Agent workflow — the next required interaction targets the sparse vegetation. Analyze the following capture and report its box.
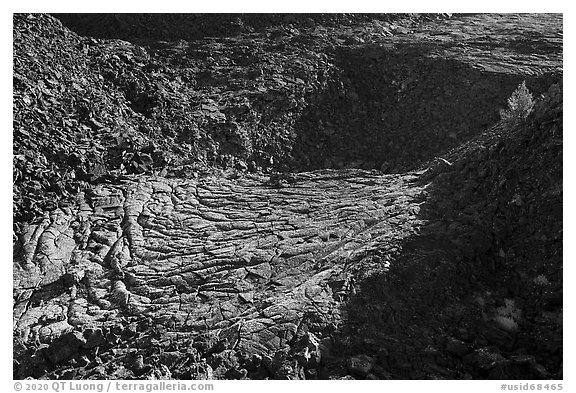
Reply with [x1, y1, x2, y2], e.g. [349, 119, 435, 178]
[499, 81, 534, 123]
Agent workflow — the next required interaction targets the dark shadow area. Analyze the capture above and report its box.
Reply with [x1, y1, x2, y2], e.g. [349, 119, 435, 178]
[25, 275, 74, 307]
[317, 86, 562, 379]
[505, 35, 563, 56]
[290, 42, 560, 173]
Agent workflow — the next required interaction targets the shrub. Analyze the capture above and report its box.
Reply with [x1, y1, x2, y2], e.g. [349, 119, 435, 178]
[493, 298, 521, 332]
[499, 81, 534, 123]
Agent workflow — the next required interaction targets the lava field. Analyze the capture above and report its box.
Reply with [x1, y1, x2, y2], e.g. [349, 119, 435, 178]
[13, 13, 562, 380]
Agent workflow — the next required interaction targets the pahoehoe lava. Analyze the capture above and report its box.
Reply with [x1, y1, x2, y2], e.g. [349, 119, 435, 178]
[13, 13, 562, 380]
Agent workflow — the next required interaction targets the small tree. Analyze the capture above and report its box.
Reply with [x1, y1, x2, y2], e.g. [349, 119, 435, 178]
[499, 81, 534, 123]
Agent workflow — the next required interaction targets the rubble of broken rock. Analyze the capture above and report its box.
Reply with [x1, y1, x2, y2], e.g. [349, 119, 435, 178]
[13, 13, 561, 380]
[320, 81, 562, 380]
[14, 13, 561, 226]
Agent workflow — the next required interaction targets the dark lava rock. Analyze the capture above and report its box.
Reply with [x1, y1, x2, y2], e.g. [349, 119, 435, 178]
[292, 332, 322, 369]
[371, 364, 394, 380]
[463, 347, 506, 374]
[488, 355, 550, 380]
[225, 367, 248, 379]
[126, 354, 150, 376]
[445, 337, 471, 358]
[274, 360, 304, 380]
[347, 354, 375, 378]
[158, 351, 182, 367]
[424, 362, 457, 379]
[105, 331, 121, 345]
[247, 353, 263, 371]
[45, 331, 87, 365]
[189, 361, 214, 380]
[209, 349, 246, 379]
[482, 322, 517, 351]
[83, 328, 106, 349]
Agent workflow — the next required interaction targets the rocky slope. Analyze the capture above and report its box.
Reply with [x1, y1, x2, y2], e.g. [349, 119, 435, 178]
[13, 13, 562, 380]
